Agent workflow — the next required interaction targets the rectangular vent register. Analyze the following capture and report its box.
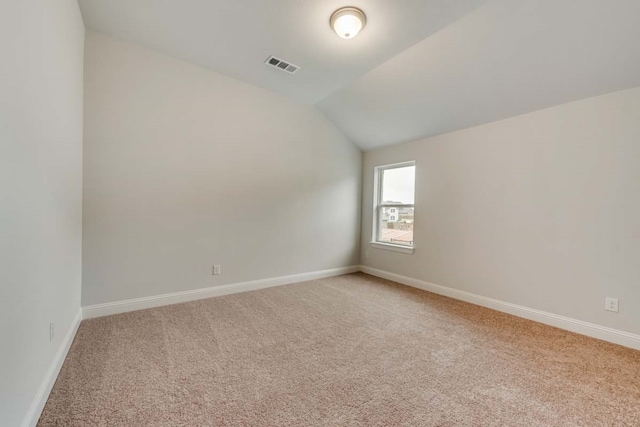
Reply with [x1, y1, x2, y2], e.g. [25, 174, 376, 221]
[265, 56, 300, 74]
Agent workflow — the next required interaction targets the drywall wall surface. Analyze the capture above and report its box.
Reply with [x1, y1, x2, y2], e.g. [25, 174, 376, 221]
[0, 1, 84, 425]
[82, 31, 361, 306]
[362, 87, 640, 335]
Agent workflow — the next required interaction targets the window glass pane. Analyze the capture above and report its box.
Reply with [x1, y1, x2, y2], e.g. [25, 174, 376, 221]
[377, 164, 415, 247]
[382, 166, 415, 205]
[379, 206, 414, 246]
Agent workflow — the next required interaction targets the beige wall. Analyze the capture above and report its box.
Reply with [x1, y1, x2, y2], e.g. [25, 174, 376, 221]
[362, 87, 640, 335]
[82, 31, 361, 306]
[0, 1, 85, 425]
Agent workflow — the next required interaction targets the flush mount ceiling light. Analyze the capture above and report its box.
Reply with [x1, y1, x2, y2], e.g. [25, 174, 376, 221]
[330, 7, 366, 39]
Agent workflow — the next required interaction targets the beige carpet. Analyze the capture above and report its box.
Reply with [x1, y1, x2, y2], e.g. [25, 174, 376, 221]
[39, 273, 639, 426]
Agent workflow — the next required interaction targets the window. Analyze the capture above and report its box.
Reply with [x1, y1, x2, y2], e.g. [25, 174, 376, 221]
[372, 162, 416, 254]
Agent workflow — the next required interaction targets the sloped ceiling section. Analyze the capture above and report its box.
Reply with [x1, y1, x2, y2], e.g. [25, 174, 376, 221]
[79, 0, 640, 151]
[78, 0, 486, 105]
[318, 0, 640, 150]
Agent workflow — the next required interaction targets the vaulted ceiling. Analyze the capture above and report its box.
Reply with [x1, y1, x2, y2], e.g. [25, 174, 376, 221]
[78, 0, 640, 150]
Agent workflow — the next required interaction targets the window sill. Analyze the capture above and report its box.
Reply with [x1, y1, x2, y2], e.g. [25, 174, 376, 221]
[370, 241, 415, 254]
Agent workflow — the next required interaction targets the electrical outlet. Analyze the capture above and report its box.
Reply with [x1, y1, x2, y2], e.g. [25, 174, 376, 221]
[364, 251, 369, 259]
[213, 265, 221, 275]
[605, 297, 619, 313]
[49, 322, 55, 342]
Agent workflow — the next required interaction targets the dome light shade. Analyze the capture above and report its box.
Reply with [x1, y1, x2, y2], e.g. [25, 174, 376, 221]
[330, 7, 366, 39]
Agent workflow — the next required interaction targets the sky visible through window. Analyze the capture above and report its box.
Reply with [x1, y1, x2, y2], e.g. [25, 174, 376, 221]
[382, 166, 415, 204]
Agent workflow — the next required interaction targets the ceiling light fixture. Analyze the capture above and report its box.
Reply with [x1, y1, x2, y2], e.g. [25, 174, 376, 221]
[330, 7, 366, 39]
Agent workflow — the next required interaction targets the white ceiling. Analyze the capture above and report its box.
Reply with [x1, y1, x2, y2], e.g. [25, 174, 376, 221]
[318, 0, 640, 150]
[77, 0, 486, 105]
[78, 0, 640, 151]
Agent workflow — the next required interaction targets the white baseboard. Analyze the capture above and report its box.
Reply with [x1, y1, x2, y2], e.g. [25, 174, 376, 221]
[360, 266, 640, 350]
[82, 265, 361, 319]
[22, 309, 82, 427]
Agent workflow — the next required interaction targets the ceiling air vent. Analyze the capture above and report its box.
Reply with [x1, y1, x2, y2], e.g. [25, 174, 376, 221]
[265, 56, 300, 74]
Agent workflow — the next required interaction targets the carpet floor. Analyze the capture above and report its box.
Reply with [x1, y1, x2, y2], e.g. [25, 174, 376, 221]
[39, 273, 639, 426]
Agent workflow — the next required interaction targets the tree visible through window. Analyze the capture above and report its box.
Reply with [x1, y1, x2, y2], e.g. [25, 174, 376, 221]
[374, 162, 415, 247]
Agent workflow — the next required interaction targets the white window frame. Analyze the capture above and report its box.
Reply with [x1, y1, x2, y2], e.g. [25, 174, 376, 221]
[371, 161, 415, 254]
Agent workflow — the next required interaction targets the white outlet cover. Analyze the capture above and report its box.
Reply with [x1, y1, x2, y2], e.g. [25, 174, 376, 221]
[605, 297, 619, 312]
